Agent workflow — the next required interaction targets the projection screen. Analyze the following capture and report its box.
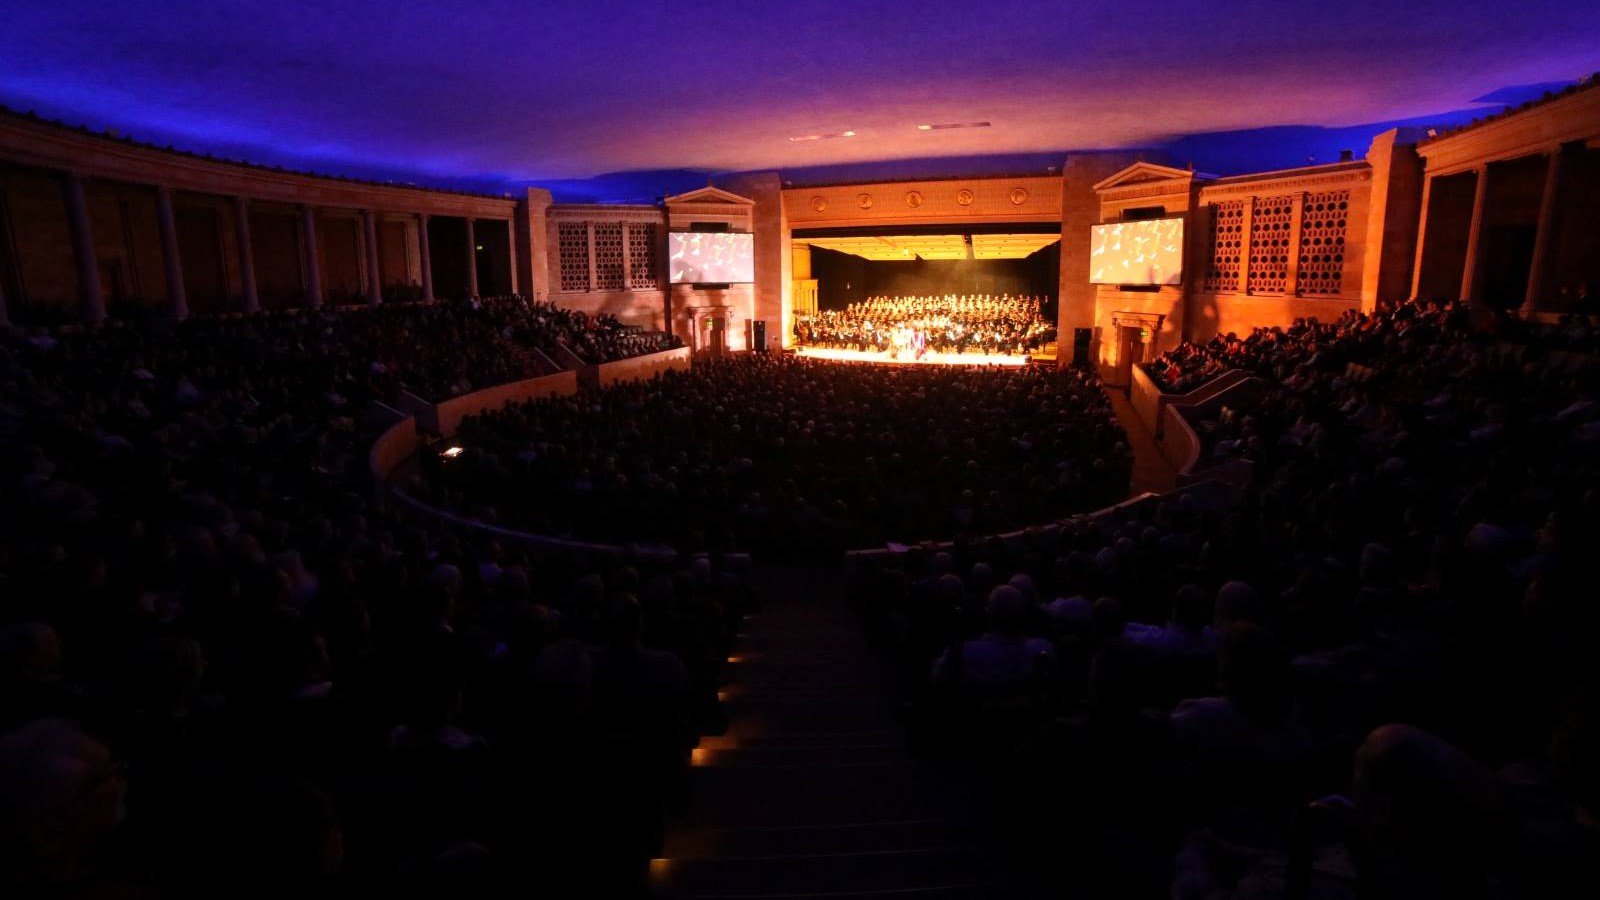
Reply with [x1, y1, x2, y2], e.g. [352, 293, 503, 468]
[669, 231, 755, 284]
[1089, 218, 1184, 286]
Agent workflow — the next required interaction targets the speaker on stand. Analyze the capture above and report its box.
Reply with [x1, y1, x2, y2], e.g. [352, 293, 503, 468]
[1072, 328, 1092, 368]
[751, 320, 768, 352]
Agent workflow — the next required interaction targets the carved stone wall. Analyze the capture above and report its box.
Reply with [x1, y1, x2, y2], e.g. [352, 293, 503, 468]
[1196, 160, 1373, 301]
[1297, 190, 1350, 296]
[1204, 199, 1246, 293]
[557, 221, 589, 292]
[627, 222, 657, 289]
[1246, 195, 1294, 295]
[593, 221, 624, 291]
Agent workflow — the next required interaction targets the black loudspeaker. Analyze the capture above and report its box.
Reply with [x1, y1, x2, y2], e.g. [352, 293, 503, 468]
[752, 320, 768, 351]
[1073, 328, 1092, 367]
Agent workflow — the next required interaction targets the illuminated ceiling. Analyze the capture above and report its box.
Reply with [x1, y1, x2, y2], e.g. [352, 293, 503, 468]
[3, 2, 1598, 199]
[801, 234, 1059, 261]
[971, 234, 1061, 260]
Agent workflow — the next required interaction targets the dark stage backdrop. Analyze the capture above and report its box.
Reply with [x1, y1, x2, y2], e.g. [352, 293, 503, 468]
[811, 244, 1059, 317]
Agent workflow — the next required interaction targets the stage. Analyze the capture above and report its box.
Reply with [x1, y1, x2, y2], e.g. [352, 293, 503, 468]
[794, 345, 1031, 367]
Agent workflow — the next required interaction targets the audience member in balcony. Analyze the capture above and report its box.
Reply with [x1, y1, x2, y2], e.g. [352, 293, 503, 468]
[931, 584, 1056, 687]
[1122, 583, 1217, 658]
[0, 719, 129, 896]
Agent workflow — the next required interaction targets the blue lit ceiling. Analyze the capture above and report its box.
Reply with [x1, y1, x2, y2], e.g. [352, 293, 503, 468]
[4, 1, 1597, 201]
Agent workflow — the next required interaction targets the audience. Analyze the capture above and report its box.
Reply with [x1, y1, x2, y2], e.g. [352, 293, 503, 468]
[0, 297, 723, 896]
[420, 353, 1130, 548]
[855, 296, 1600, 895]
[5, 286, 1599, 895]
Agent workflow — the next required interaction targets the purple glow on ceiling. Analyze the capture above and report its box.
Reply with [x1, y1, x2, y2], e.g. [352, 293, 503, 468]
[3, 1, 1598, 201]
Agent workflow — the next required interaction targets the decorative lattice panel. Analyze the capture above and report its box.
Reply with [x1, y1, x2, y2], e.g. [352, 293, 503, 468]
[1297, 190, 1349, 296]
[1204, 200, 1247, 293]
[594, 222, 625, 291]
[1247, 195, 1294, 294]
[627, 223, 658, 289]
[557, 222, 590, 292]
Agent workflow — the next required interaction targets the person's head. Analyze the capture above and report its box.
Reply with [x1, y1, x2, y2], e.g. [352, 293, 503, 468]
[1353, 724, 1499, 881]
[985, 585, 1029, 635]
[600, 592, 644, 647]
[1006, 573, 1037, 603]
[1359, 542, 1396, 588]
[1171, 583, 1211, 632]
[1217, 623, 1293, 724]
[1213, 580, 1262, 629]
[1551, 708, 1600, 824]
[0, 623, 63, 684]
[0, 719, 126, 873]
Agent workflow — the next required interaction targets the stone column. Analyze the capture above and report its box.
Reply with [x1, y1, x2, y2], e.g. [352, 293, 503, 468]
[1460, 165, 1490, 302]
[464, 217, 479, 297]
[362, 210, 382, 305]
[1285, 192, 1306, 296]
[506, 219, 520, 295]
[1410, 174, 1434, 300]
[62, 172, 104, 323]
[417, 213, 435, 301]
[1522, 146, 1568, 314]
[585, 222, 597, 295]
[301, 206, 324, 309]
[1237, 198, 1254, 294]
[234, 197, 260, 313]
[0, 259, 9, 327]
[520, 188, 554, 303]
[155, 187, 188, 320]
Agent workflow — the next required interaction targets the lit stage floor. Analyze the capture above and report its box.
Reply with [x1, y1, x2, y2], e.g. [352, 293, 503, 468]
[794, 346, 1031, 366]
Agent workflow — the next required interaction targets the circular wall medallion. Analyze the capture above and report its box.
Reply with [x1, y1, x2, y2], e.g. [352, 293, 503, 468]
[857, 193, 873, 210]
[809, 196, 828, 212]
[955, 188, 975, 206]
[1008, 187, 1028, 206]
[904, 190, 924, 208]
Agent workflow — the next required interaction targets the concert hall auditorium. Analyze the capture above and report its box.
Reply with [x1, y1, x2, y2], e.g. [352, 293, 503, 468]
[4, 2, 1600, 897]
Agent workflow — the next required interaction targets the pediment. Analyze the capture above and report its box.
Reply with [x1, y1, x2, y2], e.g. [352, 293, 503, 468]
[1092, 162, 1206, 192]
[663, 185, 755, 206]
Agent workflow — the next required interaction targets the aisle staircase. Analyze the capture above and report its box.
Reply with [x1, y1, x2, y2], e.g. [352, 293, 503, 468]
[651, 574, 990, 898]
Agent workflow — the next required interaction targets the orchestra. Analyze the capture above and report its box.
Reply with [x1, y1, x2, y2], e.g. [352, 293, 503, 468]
[793, 293, 1054, 359]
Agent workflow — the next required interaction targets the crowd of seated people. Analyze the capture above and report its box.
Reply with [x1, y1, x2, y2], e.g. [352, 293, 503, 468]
[527, 303, 681, 366]
[0, 299, 735, 897]
[855, 296, 1600, 896]
[417, 354, 1130, 551]
[793, 294, 1055, 358]
[1146, 304, 1600, 395]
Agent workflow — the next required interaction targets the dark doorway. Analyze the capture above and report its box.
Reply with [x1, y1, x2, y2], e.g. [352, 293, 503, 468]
[176, 203, 227, 314]
[1416, 172, 1477, 301]
[474, 219, 512, 295]
[429, 216, 470, 298]
[1484, 224, 1537, 310]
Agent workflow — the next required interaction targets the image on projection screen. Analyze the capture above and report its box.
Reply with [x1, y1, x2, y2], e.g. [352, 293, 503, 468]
[669, 231, 755, 283]
[1089, 218, 1184, 286]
